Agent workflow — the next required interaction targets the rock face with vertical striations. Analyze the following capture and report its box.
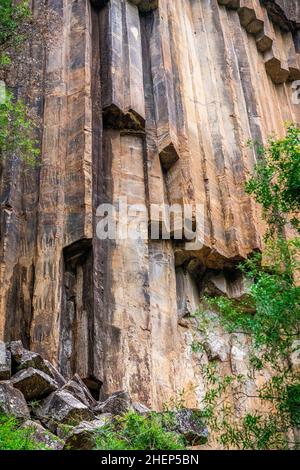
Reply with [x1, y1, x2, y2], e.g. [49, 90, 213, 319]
[0, 0, 299, 411]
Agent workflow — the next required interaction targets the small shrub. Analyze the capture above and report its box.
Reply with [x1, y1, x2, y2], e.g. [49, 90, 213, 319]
[191, 124, 300, 450]
[0, 413, 47, 450]
[94, 411, 186, 451]
[0, 88, 40, 168]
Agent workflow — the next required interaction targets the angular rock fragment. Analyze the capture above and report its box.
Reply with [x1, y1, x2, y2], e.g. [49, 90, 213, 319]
[11, 367, 58, 401]
[7, 340, 24, 364]
[36, 390, 94, 433]
[43, 360, 66, 388]
[203, 334, 230, 362]
[133, 402, 150, 415]
[176, 267, 200, 320]
[164, 409, 208, 446]
[8, 341, 52, 376]
[192, 309, 230, 362]
[230, 333, 250, 375]
[94, 391, 132, 415]
[0, 341, 11, 380]
[20, 420, 65, 450]
[202, 270, 251, 300]
[17, 351, 53, 376]
[0, 382, 30, 419]
[64, 416, 111, 450]
[62, 374, 97, 409]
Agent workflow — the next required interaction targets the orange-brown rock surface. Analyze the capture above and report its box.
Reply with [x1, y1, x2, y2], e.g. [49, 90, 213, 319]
[0, 0, 299, 409]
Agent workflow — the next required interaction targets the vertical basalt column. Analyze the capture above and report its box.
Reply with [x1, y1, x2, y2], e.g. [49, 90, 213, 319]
[99, 131, 151, 403]
[30, 0, 93, 364]
[141, 4, 199, 241]
[140, 8, 184, 407]
[93, 0, 152, 403]
[90, 0, 106, 395]
[60, 239, 93, 379]
[146, 6, 180, 168]
[100, 0, 146, 129]
[0, 0, 47, 346]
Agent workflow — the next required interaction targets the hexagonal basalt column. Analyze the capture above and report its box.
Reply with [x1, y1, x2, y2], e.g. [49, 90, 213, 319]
[99, 0, 146, 130]
[264, 44, 290, 84]
[238, 0, 264, 35]
[217, 0, 300, 84]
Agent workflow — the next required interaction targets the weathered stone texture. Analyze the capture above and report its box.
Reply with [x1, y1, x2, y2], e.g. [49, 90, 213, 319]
[0, 382, 30, 419]
[94, 390, 133, 414]
[0, 0, 299, 410]
[164, 408, 208, 446]
[62, 374, 97, 408]
[0, 341, 11, 380]
[63, 417, 110, 450]
[36, 390, 95, 432]
[20, 420, 65, 450]
[11, 367, 58, 401]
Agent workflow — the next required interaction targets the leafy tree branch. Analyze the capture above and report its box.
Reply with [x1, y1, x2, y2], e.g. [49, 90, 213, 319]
[193, 124, 300, 450]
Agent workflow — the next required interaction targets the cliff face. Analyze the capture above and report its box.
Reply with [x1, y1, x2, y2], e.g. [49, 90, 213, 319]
[0, 0, 299, 408]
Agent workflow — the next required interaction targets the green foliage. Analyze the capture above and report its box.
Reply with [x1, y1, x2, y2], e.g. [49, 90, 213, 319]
[246, 123, 300, 234]
[286, 384, 300, 427]
[0, 413, 47, 450]
[218, 412, 290, 450]
[199, 363, 296, 450]
[162, 388, 189, 412]
[195, 249, 300, 449]
[203, 126, 300, 364]
[0, 0, 31, 65]
[200, 248, 300, 363]
[94, 411, 186, 451]
[192, 124, 300, 449]
[0, 89, 40, 167]
[0, 1, 40, 168]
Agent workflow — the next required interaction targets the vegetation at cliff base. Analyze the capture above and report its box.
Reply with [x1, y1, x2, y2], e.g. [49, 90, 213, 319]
[193, 123, 300, 450]
[95, 411, 186, 451]
[0, 414, 47, 450]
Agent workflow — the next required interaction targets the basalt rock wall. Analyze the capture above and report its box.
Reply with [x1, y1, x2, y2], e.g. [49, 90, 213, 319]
[0, 0, 299, 408]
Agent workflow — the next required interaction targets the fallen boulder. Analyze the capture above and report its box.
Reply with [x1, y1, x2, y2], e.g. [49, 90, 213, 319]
[0, 341, 11, 381]
[0, 382, 30, 419]
[132, 402, 150, 415]
[20, 420, 65, 450]
[43, 360, 66, 388]
[7, 340, 24, 363]
[164, 408, 208, 446]
[36, 390, 94, 433]
[64, 416, 111, 450]
[8, 341, 53, 376]
[62, 374, 97, 409]
[94, 391, 132, 415]
[11, 367, 58, 401]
